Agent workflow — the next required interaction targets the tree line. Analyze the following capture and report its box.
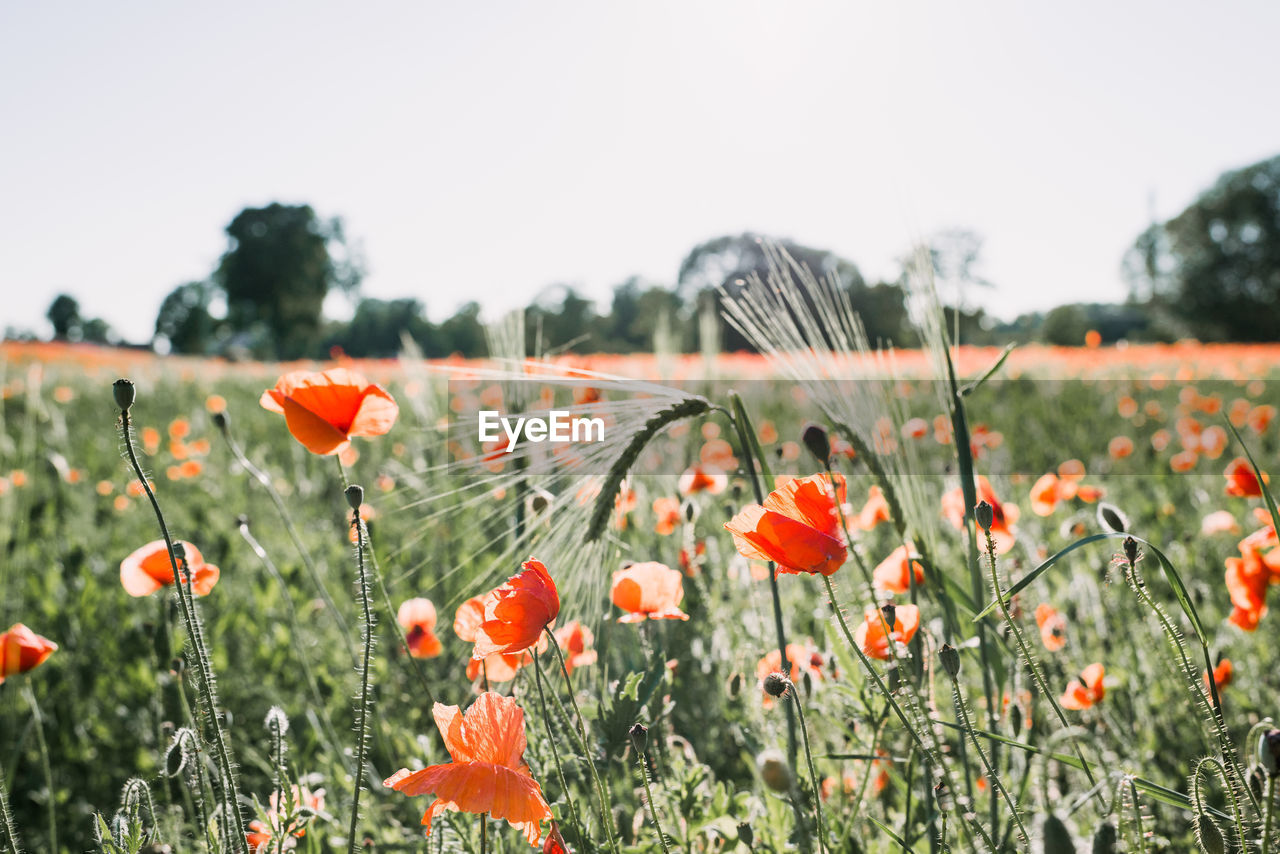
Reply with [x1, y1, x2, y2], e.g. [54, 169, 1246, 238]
[24, 151, 1280, 358]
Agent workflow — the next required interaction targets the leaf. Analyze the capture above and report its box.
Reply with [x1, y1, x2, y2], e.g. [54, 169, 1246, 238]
[959, 342, 1016, 396]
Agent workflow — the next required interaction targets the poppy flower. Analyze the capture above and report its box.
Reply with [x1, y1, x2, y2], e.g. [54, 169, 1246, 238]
[1034, 604, 1067, 652]
[120, 539, 220, 597]
[653, 496, 681, 536]
[1204, 659, 1233, 694]
[384, 692, 553, 846]
[854, 485, 891, 532]
[611, 561, 689, 623]
[260, 368, 398, 456]
[755, 642, 827, 707]
[1108, 436, 1134, 460]
[872, 544, 925, 594]
[941, 476, 1018, 553]
[457, 592, 540, 685]
[1225, 547, 1270, 631]
[1060, 663, 1105, 710]
[724, 474, 847, 577]
[245, 785, 326, 852]
[398, 598, 443, 659]
[1224, 457, 1268, 498]
[1030, 467, 1103, 516]
[471, 559, 561, 659]
[551, 621, 597, 675]
[678, 464, 727, 496]
[1201, 510, 1241, 537]
[0, 623, 58, 685]
[853, 605, 920, 660]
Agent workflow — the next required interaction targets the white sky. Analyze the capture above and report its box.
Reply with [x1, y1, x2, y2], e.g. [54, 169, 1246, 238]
[3, 2, 1278, 343]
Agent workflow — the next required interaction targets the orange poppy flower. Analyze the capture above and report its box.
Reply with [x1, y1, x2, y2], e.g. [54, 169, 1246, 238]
[678, 464, 727, 496]
[260, 368, 398, 456]
[853, 604, 920, 660]
[612, 561, 689, 623]
[1201, 510, 1241, 537]
[1170, 450, 1199, 473]
[1248, 405, 1276, 435]
[854, 485, 891, 532]
[120, 540, 220, 597]
[471, 559, 561, 659]
[0, 623, 58, 685]
[1034, 604, 1067, 652]
[1224, 457, 1268, 498]
[1204, 659, 1233, 694]
[1225, 547, 1270, 631]
[941, 476, 1018, 553]
[1060, 663, 1105, 710]
[552, 621, 597, 675]
[456, 597, 540, 684]
[384, 692, 553, 846]
[398, 598, 443, 659]
[1108, 436, 1134, 460]
[653, 496, 681, 536]
[245, 785, 325, 852]
[872, 544, 925, 594]
[724, 474, 847, 577]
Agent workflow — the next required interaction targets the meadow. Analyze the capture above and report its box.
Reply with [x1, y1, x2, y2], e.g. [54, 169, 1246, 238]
[3, 274, 1280, 853]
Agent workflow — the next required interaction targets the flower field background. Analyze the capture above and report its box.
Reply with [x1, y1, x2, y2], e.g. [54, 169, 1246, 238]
[3, 316, 1280, 852]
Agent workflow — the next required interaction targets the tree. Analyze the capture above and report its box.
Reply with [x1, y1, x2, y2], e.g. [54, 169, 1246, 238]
[326, 297, 433, 358]
[433, 302, 486, 358]
[46, 294, 82, 340]
[1123, 153, 1280, 341]
[154, 281, 222, 354]
[214, 203, 362, 359]
[1040, 304, 1087, 346]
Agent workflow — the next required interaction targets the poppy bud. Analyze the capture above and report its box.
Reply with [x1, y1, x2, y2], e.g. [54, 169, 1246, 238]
[1097, 502, 1129, 533]
[763, 672, 790, 698]
[880, 603, 896, 629]
[933, 780, 954, 812]
[1257, 728, 1280, 776]
[974, 500, 994, 532]
[211, 410, 229, 431]
[1195, 812, 1226, 854]
[682, 498, 699, 523]
[801, 422, 831, 464]
[345, 484, 364, 512]
[939, 643, 960, 678]
[726, 672, 743, 698]
[629, 722, 648, 753]
[1041, 814, 1073, 854]
[1010, 703, 1024, 738]
[1091, 820, 1117, 854]
[756, 749, 793, 793]
[113, 378, 136, 411]
[1123, 536, 1139, 565]
[737, 822, 754, 848]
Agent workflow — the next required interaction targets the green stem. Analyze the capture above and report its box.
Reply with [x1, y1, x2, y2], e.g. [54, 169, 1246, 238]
[532, 651, 585, 847]
[1264, 775, 1276, 854]
[21, 686, 55, 853]
[347, 506, 375, 854]
[545, 629, 621, 854]
[120, 406, 247, 852]
[0, 762, 20, 854]
[946, 675, 1027, 846]
[789, 686, 829, 854]
[1191, 757, 1249, 854]
[634, 747, 674, 854]
[480, 811, 488, 854]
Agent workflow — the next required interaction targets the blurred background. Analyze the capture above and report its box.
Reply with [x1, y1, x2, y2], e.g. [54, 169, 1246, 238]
[3, 1, 1279, 358]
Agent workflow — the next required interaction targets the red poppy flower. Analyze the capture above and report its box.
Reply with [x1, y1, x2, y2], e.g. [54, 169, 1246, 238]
[456, 595, 541, 685]
[1034, 604, 1067, 652]
[853, 605, 920, 660]
[120, 539, 220, 597]
[1225, 546, 1271, 631]
[678, 464, 727, 496]
[872, 544, 925, 594]
[552, 621, 597, 675]
[653, 496, 681, 536]
[1224, 457, 1268, 498]
[0, 623, 58, 685]
[384, 692, 553, 846]
[1204, 659, 1233, 694]
[941, 476, 1018, 553]
[612, 562, 689, 623]
[854, 485, 891, 532]
[1060, 663, 1105, 710]
[260, 368, 398, 456]
[471, 559, 560, 659]
[398, 598, 443, 659]
[724, 474, 847, 577]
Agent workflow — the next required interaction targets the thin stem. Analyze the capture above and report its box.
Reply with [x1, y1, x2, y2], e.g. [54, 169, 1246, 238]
[347, 505, 376, 854]
[788, 685, 829, 854]
[634, 746, 674, 854]
[983, 527, 1097, 791]
[479, 812, 488, 854]
[21, 686, 55, 853]
[945, 675, 1028, 846]
[0, 762, 20, 854]
[119, 405, 247, 852]
[1264, 775, 1276, 854]
[531, 651, 585, 846]
[1191, 757, 1249, 854]
[545, 629, 621, 854]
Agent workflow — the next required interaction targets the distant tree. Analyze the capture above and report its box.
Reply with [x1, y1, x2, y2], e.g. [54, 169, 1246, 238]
[604, 277, 686, 352]
[525, 286, 602, 354]
[1040, 304, 1088, 346]
[154, 281, 221, 354]
[46, 294, 82, 340]
[1123, 153, 1280, 341]
[433, 302, 486, 358]
[79, 318, 113, 345]
[326, 297, 432, 358]
[214, 203, 362, 359]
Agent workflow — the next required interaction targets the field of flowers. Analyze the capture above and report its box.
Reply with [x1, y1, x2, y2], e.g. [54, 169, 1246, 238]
[3, 284, 1280, 852]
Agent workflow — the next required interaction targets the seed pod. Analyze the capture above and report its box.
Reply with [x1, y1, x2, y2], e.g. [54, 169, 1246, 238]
[1122, 536, 1139, 565]
[1042, 813, 1076, 853]
[629, 722, 648, 753]
[1090, 820, 1117, 854]
[1257, 728, 1280, 776]
[1194, 812, 1225, 854]
[880, 603, 896, 629]
[763, 672, 790, 698]
[345, 484, 364, 512]
[939, 643, 960, 678]
[757, 749, 793, 793]
[737, 822, 754, 848]
[211, 410, 229, 430]
[974, 500, 994, 532]
[113, 378, 136, 411]
[801, 422, 831, 464]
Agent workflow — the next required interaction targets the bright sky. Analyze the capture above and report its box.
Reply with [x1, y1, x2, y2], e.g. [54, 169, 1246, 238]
[3, 2, 1278, 343]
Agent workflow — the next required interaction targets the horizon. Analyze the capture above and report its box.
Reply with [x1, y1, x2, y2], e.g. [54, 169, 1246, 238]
[4, 2, 1279, 343]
